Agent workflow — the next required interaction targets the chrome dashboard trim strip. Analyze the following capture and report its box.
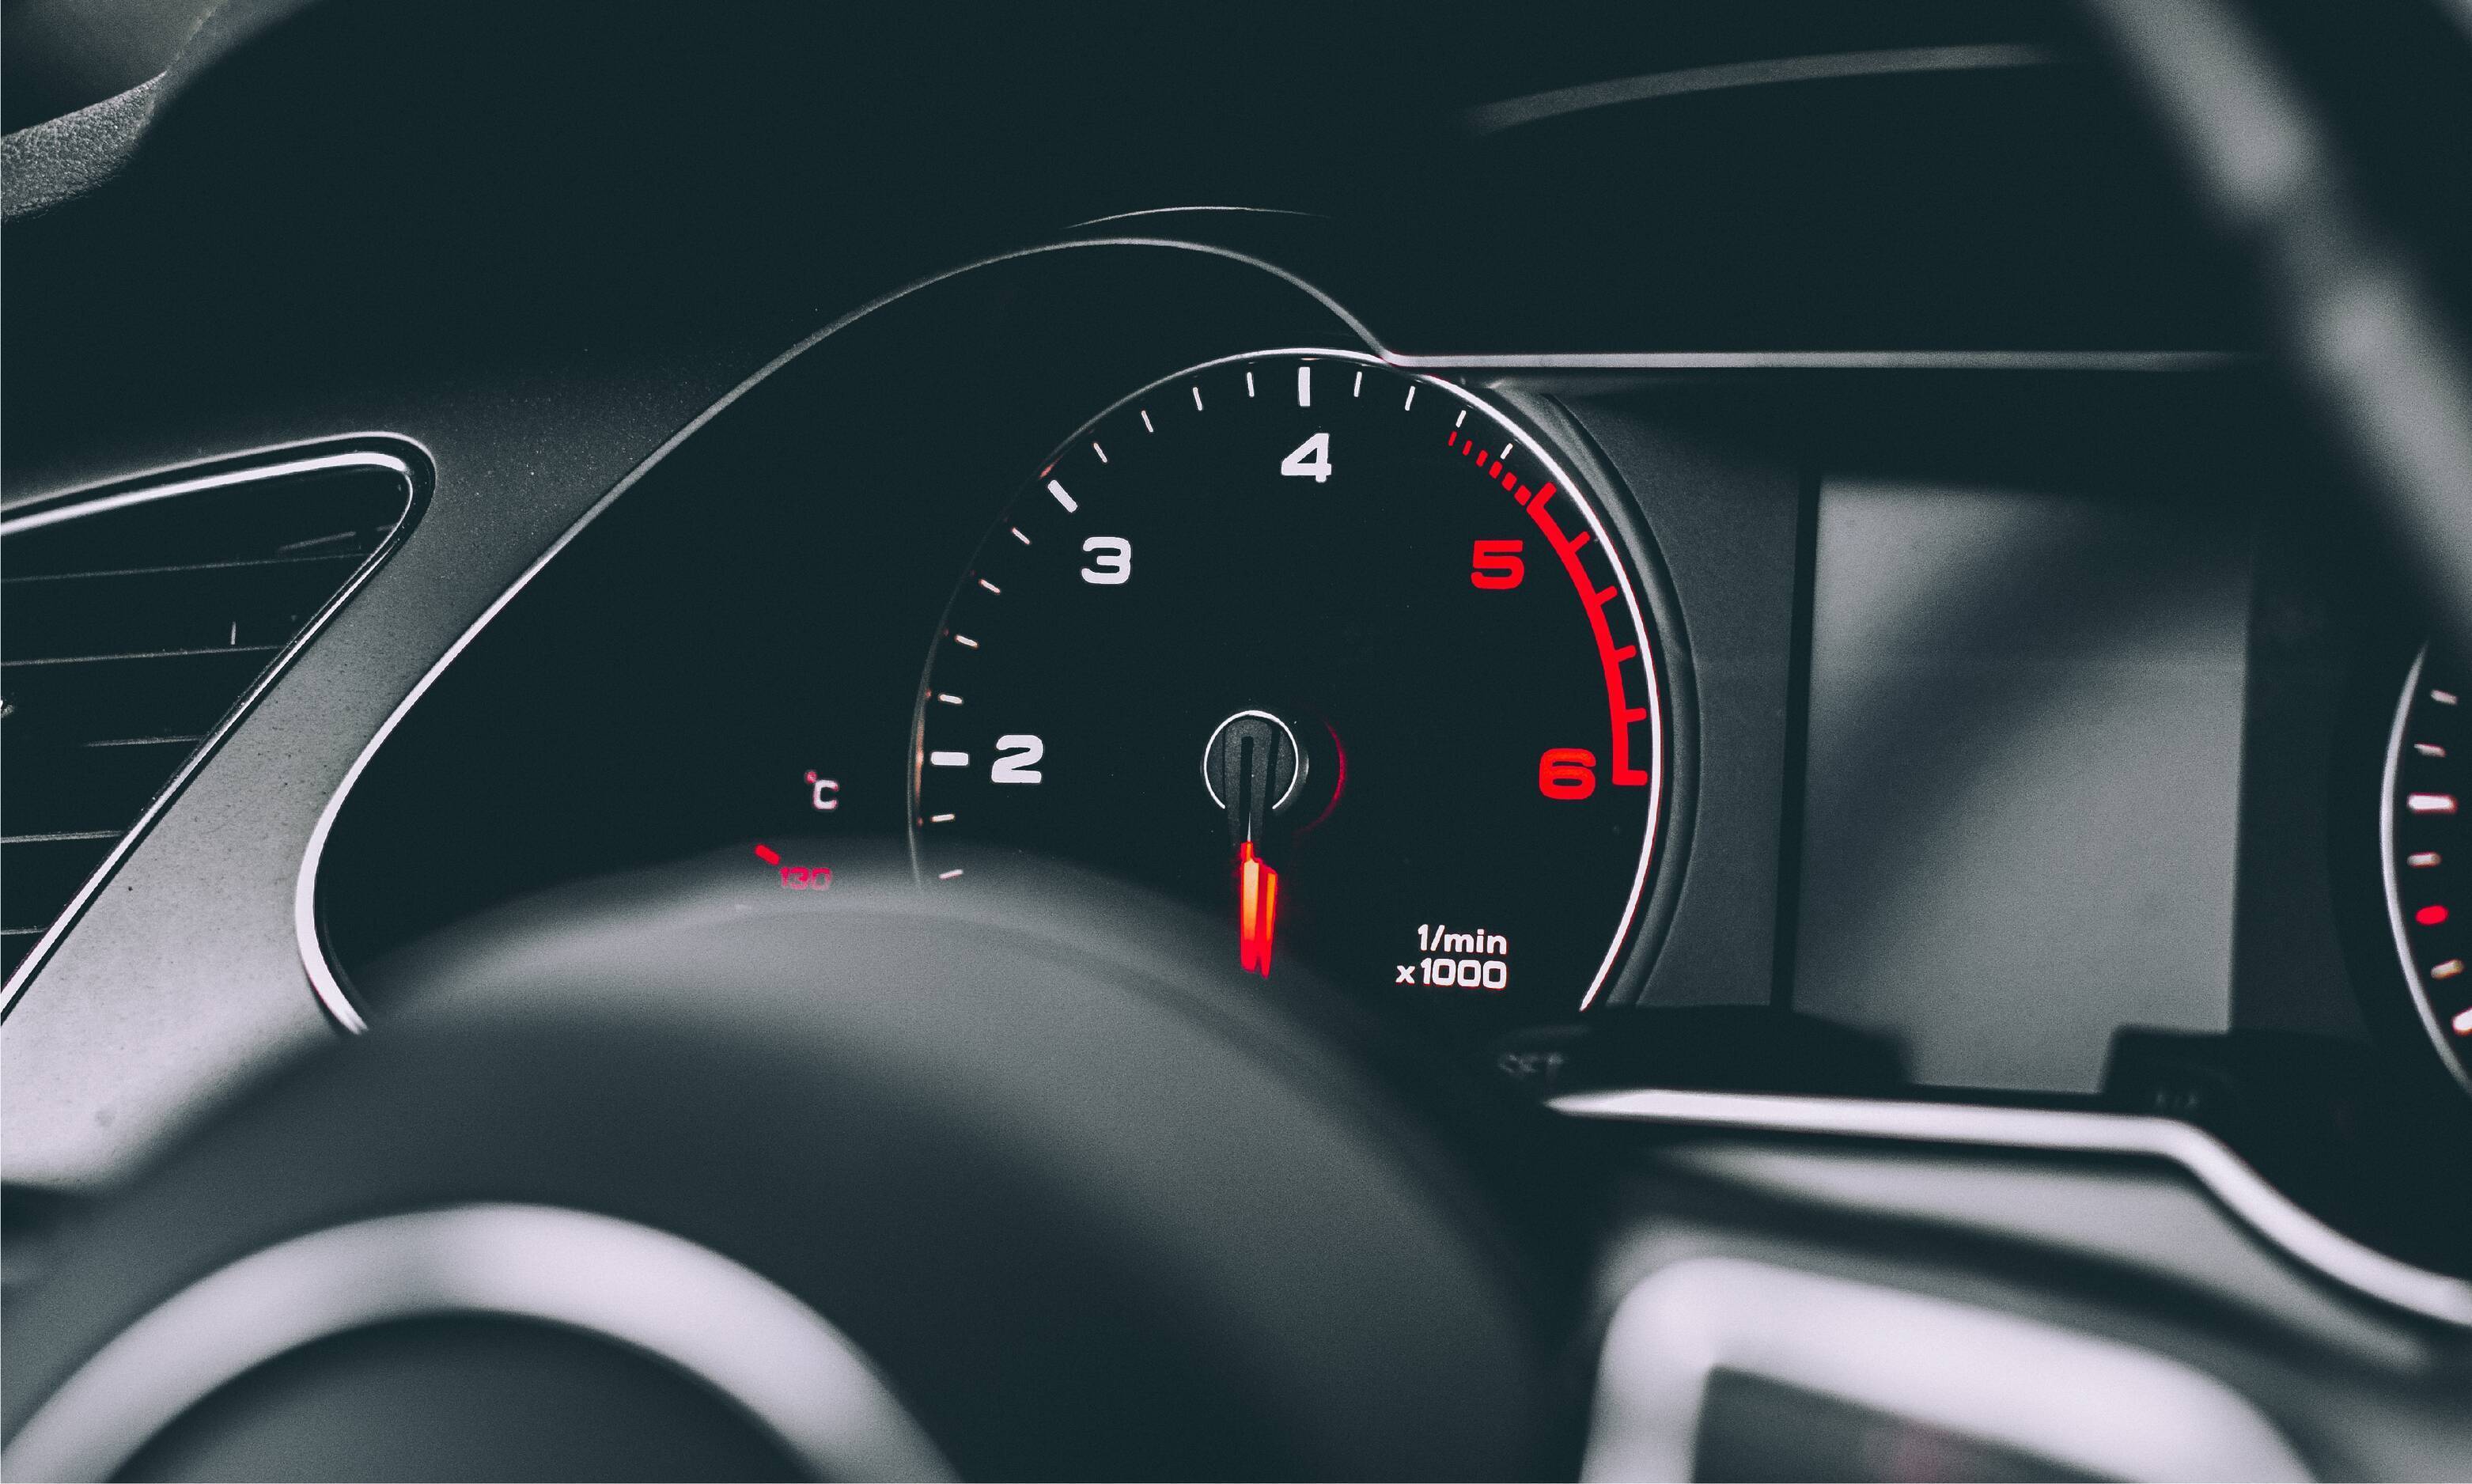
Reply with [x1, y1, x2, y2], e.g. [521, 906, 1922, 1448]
[1581, 1255, 2311, 1482]
[0, 444, 428, 1020]
[1464, 44, 2065, 137]
[1384, 350, 2252, 372]
[2379, 645, 2472, 1098]
[293, 239, 1389, 1034]
[1551, 1086, 2472, 1327]
[1, 1203, 952, 1482]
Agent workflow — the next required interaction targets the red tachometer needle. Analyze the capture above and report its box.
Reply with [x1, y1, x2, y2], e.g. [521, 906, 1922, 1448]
[1239, 840, 1279, 975]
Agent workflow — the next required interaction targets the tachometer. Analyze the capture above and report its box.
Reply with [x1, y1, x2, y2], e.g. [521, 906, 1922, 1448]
[910, 350, 1665, 1018]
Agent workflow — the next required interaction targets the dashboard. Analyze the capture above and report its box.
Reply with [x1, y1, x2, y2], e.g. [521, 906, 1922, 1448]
[7, 2, 2472, 1479]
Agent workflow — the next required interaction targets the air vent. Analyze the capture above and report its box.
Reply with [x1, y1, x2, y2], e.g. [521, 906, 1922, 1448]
[2, 449, 421, 982]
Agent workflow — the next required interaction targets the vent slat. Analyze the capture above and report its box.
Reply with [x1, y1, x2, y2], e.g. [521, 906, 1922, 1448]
[2, 555, 361, 659]
[2, 835, 117, 931]
[0, 457, 416, 984]
[2, 736, 195, 836]
[2, 648, 284, 741]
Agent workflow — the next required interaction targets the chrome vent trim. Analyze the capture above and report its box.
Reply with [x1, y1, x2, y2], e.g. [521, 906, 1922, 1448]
[0, 441, 427, 1015]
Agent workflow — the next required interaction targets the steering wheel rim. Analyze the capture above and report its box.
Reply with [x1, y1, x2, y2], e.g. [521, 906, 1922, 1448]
[1, 852, 1566, 1480]
[2083, 0, 2472, 658]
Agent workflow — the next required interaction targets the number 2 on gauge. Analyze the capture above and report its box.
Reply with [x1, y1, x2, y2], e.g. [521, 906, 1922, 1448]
[992, 734, 1043, 783]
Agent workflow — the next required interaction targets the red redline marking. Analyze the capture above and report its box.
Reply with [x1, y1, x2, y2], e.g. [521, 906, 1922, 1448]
[1514, 483, 1533, 505]
[1612, 644, 1638, 661]
[1524, 480, 1649, 787]
[753, 843, 781, 865]
[2418, 903, 2451, 926]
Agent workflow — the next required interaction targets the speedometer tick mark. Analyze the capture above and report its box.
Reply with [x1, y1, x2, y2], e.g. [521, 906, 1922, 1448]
[1141, 410, 1155, 433]
[936, 693, 963, 706]
[1501, 441, 1517, 461]
[1047, 479, 1077, 513]
[1246, 370, 1256, 397]
[938, 869, 964, 880]
[979, 578, 1002, 595]
[1297, 365, 1311, 407]
[1454, 409, 1467, 428]
[1352, 369, 1363, 397]
[1010, 527, 1031, 544]
[1191, 386, 1204, 411]
[1092, 441, 1107, 462]
[952, 634, 979, 649]
[929, 813, 956, 823]
[1403, 385, 1417, 410]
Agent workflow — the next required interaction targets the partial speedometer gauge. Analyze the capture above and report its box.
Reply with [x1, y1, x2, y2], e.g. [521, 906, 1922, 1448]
[2385, 647, 2472, 1095]
[911, 350, 1666, 1019]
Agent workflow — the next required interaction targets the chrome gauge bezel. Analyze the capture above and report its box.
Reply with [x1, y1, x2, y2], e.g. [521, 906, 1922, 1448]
[2379, 643, 2472, 1099]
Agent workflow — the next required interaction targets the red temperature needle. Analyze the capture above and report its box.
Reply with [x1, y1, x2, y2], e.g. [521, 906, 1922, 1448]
[1239, 840, 1279, 975]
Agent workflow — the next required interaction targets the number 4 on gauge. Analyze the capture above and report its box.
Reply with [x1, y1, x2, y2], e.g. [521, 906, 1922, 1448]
[1280, 433, 1331, 483]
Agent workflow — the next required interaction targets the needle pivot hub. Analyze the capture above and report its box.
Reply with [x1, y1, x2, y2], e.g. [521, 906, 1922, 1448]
[1202, 709, 1304, 845]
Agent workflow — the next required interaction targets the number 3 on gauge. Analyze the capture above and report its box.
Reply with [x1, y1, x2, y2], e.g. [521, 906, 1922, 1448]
[1080, 537, 1130, 585]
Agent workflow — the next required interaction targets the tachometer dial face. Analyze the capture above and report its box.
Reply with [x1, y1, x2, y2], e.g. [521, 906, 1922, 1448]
[910, 350, 1664, 1019]
[2384, 647, 2472, 1096]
